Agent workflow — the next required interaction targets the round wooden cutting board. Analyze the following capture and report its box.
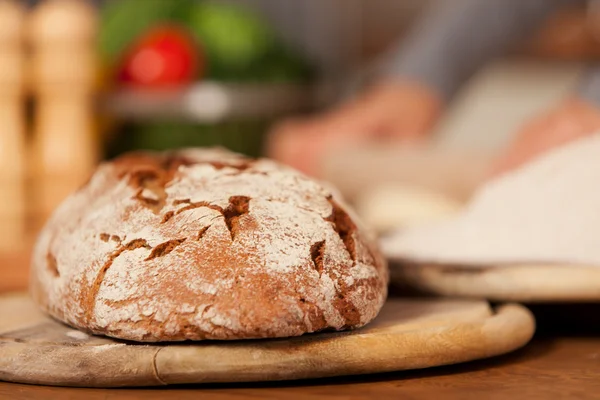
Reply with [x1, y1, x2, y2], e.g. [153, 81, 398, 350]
[391, 262, 600, 302]
[0, 292, 534, 388]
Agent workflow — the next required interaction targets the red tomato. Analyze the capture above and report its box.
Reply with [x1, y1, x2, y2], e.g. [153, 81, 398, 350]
[118, 25, 201, 87]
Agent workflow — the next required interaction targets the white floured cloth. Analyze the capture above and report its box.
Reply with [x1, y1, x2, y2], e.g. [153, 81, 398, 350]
[382, 133, 600, 266]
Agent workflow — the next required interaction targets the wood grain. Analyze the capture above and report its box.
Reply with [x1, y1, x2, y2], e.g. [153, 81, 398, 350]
[0, 335, 599, 399]
[0, 293, 534, 387]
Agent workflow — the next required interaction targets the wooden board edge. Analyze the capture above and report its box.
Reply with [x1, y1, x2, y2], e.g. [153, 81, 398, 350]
[391, 262, 600, 302]
[152, 303, 535, 385]
[0, 296, 535, 387]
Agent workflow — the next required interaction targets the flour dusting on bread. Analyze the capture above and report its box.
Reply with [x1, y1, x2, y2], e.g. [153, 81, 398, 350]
[31, 148, 388, 342]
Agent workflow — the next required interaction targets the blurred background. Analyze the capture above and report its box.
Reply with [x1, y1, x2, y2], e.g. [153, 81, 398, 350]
[2, 0, 600, 288]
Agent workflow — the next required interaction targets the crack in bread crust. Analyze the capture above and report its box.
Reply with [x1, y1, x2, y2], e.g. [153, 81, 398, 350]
[222, 196, 250, 240]
[175, 196, 251, 240]
[207, 160, 253, 171]
[325, 198, 357, 261]
[145, 238, 187, 261]
[196, 226, 210, 240]
[115, 153, 232, 214]
[310, 241, 326, 276]
[82, 239, 151, 323]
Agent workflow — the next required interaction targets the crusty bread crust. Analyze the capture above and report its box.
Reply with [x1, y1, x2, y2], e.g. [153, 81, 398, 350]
[30, 149, 388, 342]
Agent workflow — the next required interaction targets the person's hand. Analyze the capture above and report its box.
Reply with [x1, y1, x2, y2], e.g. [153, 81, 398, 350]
[491, 97, 600, 176]
[267, 80, 443, 176]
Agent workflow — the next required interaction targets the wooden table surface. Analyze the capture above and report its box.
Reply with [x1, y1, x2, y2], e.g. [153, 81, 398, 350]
[2, 251, 600, 399]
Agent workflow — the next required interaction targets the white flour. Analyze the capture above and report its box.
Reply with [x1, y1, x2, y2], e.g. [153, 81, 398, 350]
[382, 134, 600, 266]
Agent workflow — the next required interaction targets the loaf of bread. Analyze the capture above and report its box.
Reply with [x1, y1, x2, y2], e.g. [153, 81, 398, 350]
[30, 148, 388, 342]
